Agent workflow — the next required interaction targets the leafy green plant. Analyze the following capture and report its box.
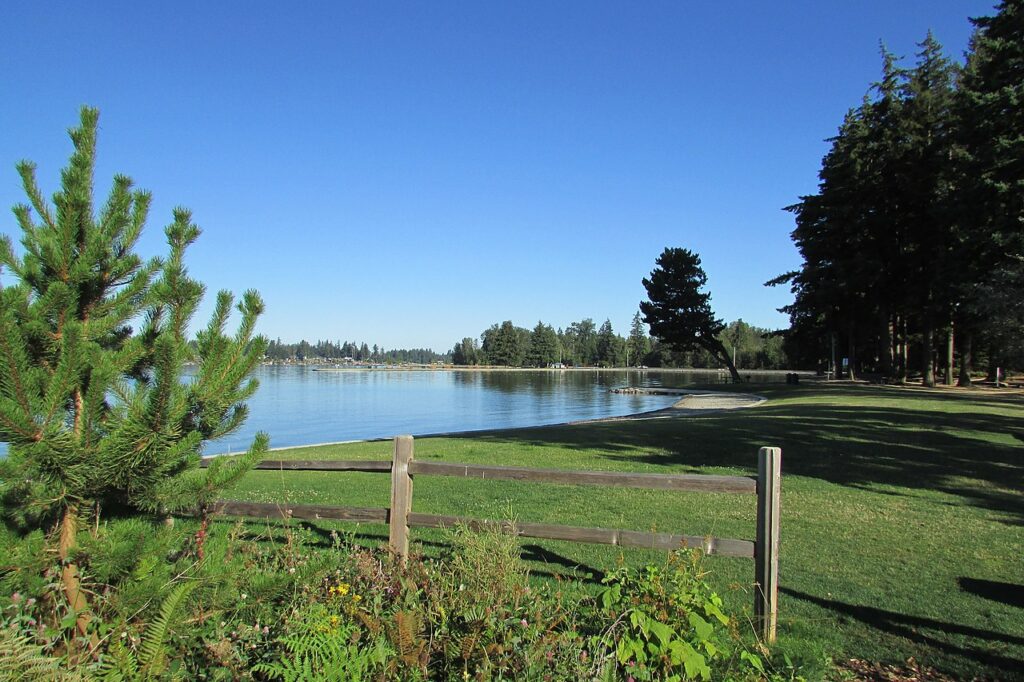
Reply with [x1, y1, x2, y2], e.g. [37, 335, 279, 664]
[252, 601, 390, 681]
[591, 550, 762, 681]
[98, 580, 197, 681]
[0, 626, 82, 682]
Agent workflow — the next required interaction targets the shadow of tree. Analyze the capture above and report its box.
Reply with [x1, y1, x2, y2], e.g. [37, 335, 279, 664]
[448, 385, 1024, 522]
[783, 587, 1024, 676]
[958, 577, 1024, 610]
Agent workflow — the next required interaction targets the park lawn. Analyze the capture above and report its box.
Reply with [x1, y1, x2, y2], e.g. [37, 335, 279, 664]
[222, 382, 1024, 680]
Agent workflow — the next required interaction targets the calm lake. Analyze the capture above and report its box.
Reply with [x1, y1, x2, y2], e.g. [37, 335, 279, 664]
[211, 366, 745, 453]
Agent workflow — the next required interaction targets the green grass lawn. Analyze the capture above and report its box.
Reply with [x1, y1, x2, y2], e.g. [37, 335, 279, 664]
[222, 382, 1024, 680]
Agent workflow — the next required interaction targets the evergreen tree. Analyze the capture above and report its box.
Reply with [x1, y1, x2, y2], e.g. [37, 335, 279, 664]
[481, 320, 525, 366]
[595, 319, 622, 367]
[0, 108, 268, 640]
[956, 0, 1024, 384]
[640, 248, 741, 381]
[451, 336, 479, 365]
[627, 311, 650, 367]
[526, 321, 559, 367]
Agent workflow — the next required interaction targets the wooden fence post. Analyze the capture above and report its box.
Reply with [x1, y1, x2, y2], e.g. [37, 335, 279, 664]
[389, 435, 415, 562]
[755, 446, 781, 643]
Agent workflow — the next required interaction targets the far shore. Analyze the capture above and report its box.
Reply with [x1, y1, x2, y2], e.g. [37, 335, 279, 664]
[298, 364, 812, 375]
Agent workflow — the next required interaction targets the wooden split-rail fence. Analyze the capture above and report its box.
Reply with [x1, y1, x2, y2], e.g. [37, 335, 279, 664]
[203, 436, 781, 642]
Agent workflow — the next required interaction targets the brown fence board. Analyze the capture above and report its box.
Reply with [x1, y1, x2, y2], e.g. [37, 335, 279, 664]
[211, 500, 388, 523]
[408, 461, 755, 493]
[406, 512, 754, 558]
[202, 459, 392, 473]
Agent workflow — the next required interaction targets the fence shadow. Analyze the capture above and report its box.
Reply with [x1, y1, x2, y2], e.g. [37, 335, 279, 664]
[782, 587, 1024, 675]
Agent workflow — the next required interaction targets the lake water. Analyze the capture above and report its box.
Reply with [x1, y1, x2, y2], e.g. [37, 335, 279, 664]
[0, 367, 783, 456]
[211, 367, 737, 453]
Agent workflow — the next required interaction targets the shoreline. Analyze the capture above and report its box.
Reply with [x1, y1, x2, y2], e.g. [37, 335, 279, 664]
[212, 389, 767, 456]
[295, 365, 809, 375]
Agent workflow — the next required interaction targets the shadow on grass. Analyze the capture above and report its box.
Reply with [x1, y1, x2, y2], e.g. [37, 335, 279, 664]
[520, 543, 605, 584]
[959, 577, 1024, 609]
[782, 587, 1024, 676]
[448, 384, 1024, 522]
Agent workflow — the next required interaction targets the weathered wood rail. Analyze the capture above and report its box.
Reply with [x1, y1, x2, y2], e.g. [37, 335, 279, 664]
[202, 436, 781, 641]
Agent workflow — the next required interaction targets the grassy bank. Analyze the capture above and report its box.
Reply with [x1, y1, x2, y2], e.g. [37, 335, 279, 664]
[225, 383, 1024, 679]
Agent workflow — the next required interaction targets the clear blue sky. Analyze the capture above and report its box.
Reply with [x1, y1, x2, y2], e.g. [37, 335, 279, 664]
[0, 1, 996, 351]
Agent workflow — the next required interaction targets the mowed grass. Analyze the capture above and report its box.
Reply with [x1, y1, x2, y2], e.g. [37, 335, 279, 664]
[222, 383, 1024, 679]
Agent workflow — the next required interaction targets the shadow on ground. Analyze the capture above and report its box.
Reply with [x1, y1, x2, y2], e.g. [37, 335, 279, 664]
[449, 384, 1024, 523]
[783, 587, 1024, 676]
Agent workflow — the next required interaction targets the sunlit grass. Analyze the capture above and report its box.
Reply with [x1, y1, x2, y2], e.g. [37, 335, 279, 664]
[223, 382, 1024, 679]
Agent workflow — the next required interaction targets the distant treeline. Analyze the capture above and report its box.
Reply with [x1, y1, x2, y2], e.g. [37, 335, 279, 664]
[451, 314, 787, 369]
[264, 339, 450, 364]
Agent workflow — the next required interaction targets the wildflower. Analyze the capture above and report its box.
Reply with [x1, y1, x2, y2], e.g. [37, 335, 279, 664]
[288, 567, 296, 574]
[329, 615, 341, 628]
[10, 592, 20, 604]
[25, 598, 35, 607]
[263, 626, 269, 635]
[240, 593, 247, 600]
[520, 619, 528, 628]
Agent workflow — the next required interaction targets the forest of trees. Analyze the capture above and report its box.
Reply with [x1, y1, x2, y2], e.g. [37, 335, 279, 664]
[450, 314, 786, 370]
[264, 338, 449, 364]
[771, 2, 1024, 385]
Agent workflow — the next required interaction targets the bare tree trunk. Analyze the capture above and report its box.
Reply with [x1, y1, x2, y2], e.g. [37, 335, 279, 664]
[893, 314, 908, 384]
[958, 332, 973, 387]
[59, 506, 98, 650]
[944, 323, 954, 386]
[922, 317, 935, 387]
[879, 313, 893, 377]
[847, 328, 856, 381]
[708, 339, 742, 382]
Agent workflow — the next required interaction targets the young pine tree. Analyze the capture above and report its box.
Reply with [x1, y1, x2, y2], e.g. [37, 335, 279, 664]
[0, 107, 269, 639]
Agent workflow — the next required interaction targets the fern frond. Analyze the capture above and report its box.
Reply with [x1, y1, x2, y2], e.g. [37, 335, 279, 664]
[138, 580, 198, 675]
[0, 627, 76, 681]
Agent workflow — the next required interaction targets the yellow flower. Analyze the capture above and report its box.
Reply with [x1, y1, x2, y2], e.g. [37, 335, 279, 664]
[329, 615, 341, 628]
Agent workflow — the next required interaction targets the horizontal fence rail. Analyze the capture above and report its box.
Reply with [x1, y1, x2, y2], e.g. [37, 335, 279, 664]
[201, 436, 781, 642]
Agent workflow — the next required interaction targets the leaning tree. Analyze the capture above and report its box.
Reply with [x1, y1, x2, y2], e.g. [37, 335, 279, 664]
[0, 107, 269, 641]
[640, 247, 741, 382]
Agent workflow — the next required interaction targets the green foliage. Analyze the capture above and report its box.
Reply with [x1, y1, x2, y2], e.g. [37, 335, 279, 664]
[526, 321, 561, 367]
[774, 6, 1024, 379]
[98, 581, 197, 681]
[0, 626, 82, 682]
[0, 107, 267, 526]
[252, 602, 389, 681]
[591, 550, 763, 681]
[481, 320, 528, 367]
[641, 248, 740, 381]
[627, 311, 651, 367]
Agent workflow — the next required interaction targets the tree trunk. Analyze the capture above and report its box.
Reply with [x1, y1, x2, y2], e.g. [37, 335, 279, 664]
[958, 332, 973, 386]
[59, 505, 98, 649]
[894, 314, 908, 384]
[944, 323, 954, 386]
[708, 339, 742, 382]
[922, 317, 935, 387]
[847, 328, 857, 381]
[879, 314, 893, 377]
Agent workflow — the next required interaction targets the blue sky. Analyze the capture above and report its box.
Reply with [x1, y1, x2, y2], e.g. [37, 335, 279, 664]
[0, 1, 996, 351]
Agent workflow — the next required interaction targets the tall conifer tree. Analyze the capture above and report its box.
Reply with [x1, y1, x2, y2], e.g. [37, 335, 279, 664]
[0, 108, 269, 640]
